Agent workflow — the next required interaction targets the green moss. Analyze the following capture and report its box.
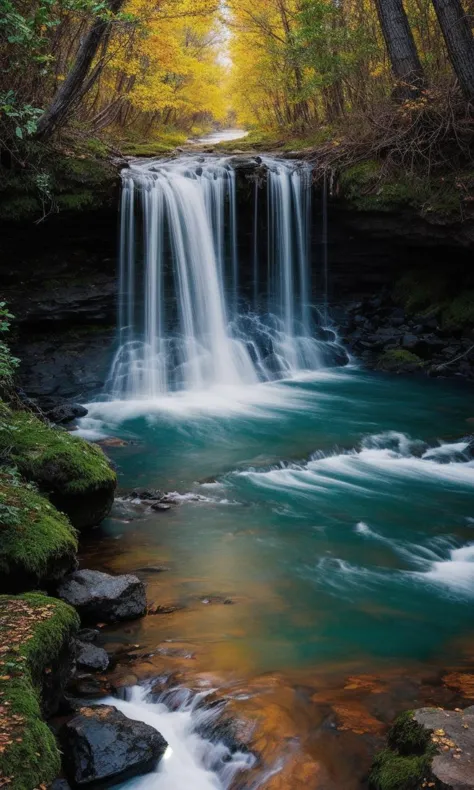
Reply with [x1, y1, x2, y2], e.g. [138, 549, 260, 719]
[0, 594, 79, 790]
[0, 195, 40, 221]
[120, 130, 188, 156]
[377, 349, 425, 371]
[394, 274, 474, 331]
[388, 710, 432, 755]
[0, 140, 119, 223]
[369, 711, 438, 790]
[0, 474, 77, 591]
[340, 159, 382, 190]
[56, 189, 96, 211]
[442, 291, 474, 330]
[369, 749, 433, 790]
[0, 410, 116, 497]
[394, 272, 447, 314]
[339, 160, 463, 217]
[214, 129, 290, 153]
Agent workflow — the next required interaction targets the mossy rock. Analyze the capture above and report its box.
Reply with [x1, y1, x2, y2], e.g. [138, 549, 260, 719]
[394, 273, 474, 332]
[0, 410, 116, 530]
[339, 159, 463, 218]
[0, 474, 78, 593]
[0, 141, 119, 223]
[369, 749, 434, 790]
[377, 349, 425, 372]
[387, 710, 432, 754]
[369, 711, 438, 790]
[0, 593, 79, 790]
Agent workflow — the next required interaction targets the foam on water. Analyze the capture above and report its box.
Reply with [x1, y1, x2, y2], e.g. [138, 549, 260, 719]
[236, 432, 474, 496]
[101, 685, 255, 790]
[414, 543, 474, 595]
[80, 370, 353, 430]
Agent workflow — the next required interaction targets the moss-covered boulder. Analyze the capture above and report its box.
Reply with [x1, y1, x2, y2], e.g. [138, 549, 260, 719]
[0, 593, 79, 790]
[377, 349, 425, 373]
[369, 710, 437, 790]
[0, 474, 78, 593]
[370, 706, 474, 790]
[0, 410, 116, 530]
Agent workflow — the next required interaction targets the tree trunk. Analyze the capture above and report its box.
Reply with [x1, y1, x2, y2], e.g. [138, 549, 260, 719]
[374, 0, 425, 98]
[431, 0, 474, 101]
[36, 0, 126, 139]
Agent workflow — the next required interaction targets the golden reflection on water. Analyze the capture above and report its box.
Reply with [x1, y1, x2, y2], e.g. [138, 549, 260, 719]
[80, 522, 474, 790]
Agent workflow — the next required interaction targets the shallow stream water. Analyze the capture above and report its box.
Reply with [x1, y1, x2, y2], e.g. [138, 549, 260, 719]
[80, 368, 474, 788]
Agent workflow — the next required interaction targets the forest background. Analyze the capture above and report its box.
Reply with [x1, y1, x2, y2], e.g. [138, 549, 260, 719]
[1, 0, 474, 216]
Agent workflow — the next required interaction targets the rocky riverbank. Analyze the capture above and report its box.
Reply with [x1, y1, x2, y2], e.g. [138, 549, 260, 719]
[333, 277, 474, 380]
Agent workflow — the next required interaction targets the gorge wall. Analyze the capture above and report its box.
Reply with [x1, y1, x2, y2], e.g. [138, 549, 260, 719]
[1, 156, 473, 406]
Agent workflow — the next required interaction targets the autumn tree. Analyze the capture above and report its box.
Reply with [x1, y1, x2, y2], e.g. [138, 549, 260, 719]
[36, 0, 128, 139]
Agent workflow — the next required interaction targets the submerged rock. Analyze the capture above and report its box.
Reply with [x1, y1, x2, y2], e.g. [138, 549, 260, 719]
[75, 640, 110, 672]
[58, 569, 146, 623]
[130, 488, 164, 500]
[60, 705, 168, 786]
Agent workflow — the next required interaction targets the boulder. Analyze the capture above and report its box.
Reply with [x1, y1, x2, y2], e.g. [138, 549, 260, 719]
[130, 488, 164, 501]
[60, 705, 168, 786]
[45, 402, 89, 425]
[402, 333, 419, 349]
[0, 410, 116, 531]
[50, 779, 72, 790]
[390, 308, 405, 327]
[58, 570, 146, 623]
[370, 707, 474, 790]
[75, 640, 109, 672]
[413, 706, 474, 789]
[77, 628, 100, 643]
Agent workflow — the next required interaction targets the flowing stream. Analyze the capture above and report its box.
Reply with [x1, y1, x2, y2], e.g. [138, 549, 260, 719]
[81, 152, 474, 789]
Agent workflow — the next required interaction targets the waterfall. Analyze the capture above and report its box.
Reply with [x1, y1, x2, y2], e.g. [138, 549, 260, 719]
[108, 155, 343, 400]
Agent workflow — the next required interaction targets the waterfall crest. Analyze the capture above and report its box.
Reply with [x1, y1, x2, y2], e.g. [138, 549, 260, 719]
[108, 155, 343, 400]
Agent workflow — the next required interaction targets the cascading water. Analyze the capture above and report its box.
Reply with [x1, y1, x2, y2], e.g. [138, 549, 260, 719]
[107, 155, 345, 400]
[101, 684, 255, 790]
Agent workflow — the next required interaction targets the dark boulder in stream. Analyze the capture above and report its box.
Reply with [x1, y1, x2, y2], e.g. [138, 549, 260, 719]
[75, 639, 110, 672]
[60, 705, 168, 786]
[58, 569, 146, 623]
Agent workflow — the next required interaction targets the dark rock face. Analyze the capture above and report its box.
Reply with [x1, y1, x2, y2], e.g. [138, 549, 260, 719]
[60, 705, 168, 786]
[337, 293, 474, 380]
[75, 640, 110, 672]
[58, 570, 147, 623]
